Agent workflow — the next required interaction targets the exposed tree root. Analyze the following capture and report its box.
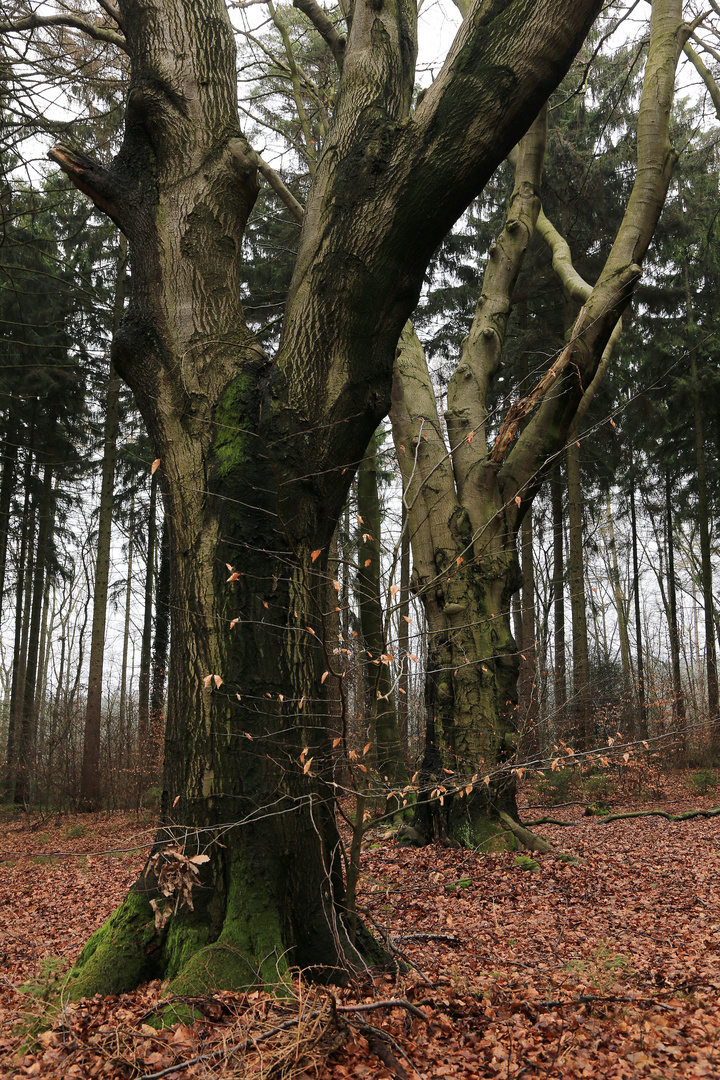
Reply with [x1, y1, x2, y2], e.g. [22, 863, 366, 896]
[525, 806, 720, 827]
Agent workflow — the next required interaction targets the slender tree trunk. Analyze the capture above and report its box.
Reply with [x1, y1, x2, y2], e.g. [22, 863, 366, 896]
[567, 439, 591, 746]
[551, 469, 567, 737]
[664, 470, 686, 746]
[15, 416, 57, 805]
[629, 467, 648, 740]
[80, 237, 127, 810]
[149, 515, 171, 742]
[357, 438, 406, 786]
[519, 507, 538, 744]
[606, 491, 633, 711]
[0, 410, 18, 613]
[118, 494, 135, 767]
[397, 499, 410, 751]
[137, 470, 157, 750]
[5, 448, 35, 789]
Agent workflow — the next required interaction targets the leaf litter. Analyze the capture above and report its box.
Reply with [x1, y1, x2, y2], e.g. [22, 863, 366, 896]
[0, 774, 718, 1079]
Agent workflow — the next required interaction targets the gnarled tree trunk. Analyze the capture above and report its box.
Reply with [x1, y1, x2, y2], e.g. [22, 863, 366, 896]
[47, 0, 613, 997]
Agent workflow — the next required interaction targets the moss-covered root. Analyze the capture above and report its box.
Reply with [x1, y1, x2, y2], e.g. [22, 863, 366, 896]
[497, 810, 552, 853]
[167, 848, 288, 996]
[66, 885, 163, 1000]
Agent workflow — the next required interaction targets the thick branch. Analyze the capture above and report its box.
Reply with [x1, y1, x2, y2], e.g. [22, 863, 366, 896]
[0, 12, 127, 51]
[496, 0, 683, 530]
[683, 40, 720, 119]
[47, 144, 128, 232]
[251, 151, 305, 223]
[536, 207, 591, 304]
[445, 105, 547, 504]
[293, 0, 346, 69]
[96, 0, 126, 33]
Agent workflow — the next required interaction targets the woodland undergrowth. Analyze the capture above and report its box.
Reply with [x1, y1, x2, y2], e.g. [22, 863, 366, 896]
[1, 770, 719, 1079]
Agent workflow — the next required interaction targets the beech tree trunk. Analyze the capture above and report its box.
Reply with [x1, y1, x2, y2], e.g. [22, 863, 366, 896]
[43, 0, 670, 998]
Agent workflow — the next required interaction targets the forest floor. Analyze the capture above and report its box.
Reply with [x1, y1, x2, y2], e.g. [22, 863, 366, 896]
[1, 768, 719, 1079]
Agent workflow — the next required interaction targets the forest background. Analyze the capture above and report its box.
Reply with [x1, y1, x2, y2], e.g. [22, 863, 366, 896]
[1, 0, 720, 810]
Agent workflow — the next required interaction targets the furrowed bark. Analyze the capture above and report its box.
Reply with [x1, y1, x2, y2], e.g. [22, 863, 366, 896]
[44, 0, 609, 992]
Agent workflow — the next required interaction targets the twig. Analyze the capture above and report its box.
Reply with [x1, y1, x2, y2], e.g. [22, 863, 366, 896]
[337, 997, 426, 1021]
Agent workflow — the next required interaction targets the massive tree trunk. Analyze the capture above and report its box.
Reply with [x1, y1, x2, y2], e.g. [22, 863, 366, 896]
[45, 0, 641, 998]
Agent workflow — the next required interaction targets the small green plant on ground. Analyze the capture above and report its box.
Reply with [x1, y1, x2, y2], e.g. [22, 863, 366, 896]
[688, 769, 718, 795]
[564, 943, 632, 995]
[537, 768, 580, 805]
[583, 773, 615, 802]
[63, 824, 86, 840]
[20, 956, 69, 1001]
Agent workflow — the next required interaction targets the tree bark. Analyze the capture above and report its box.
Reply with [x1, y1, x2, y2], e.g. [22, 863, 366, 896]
[43, 0, 637, 997]
[118, 493, 135, 768]
[566, 438, 591, 746]
[0, 409, 18, 614]
[137, 470, 157, 751]
[15, 415, 57, 805]
[150, 515, 171, 735]
[605, 489, 633, 712]
[663, 471, 685, 743]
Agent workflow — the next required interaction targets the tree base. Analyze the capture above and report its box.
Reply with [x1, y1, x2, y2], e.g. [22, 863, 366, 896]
[409, 789, 552, 853]
[64, 847, 389, 1005]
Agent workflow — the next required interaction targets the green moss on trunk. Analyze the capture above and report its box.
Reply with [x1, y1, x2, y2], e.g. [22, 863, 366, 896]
[67, 885, 162, 1000]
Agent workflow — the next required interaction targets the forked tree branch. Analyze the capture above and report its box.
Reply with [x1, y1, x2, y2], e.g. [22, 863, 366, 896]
[96, 0, 126, 34]
[683, 40, 720, 119]
[293, 0, 346, 69]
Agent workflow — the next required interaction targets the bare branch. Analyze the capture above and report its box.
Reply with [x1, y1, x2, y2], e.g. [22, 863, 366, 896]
[252, 151, 305, 223]
[293, 0, 346, 69]
[0, 12, 127, 52]
[96, 0, 126, 34]
[536, 207, 592, 303]
[683, 40, 720, 118]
